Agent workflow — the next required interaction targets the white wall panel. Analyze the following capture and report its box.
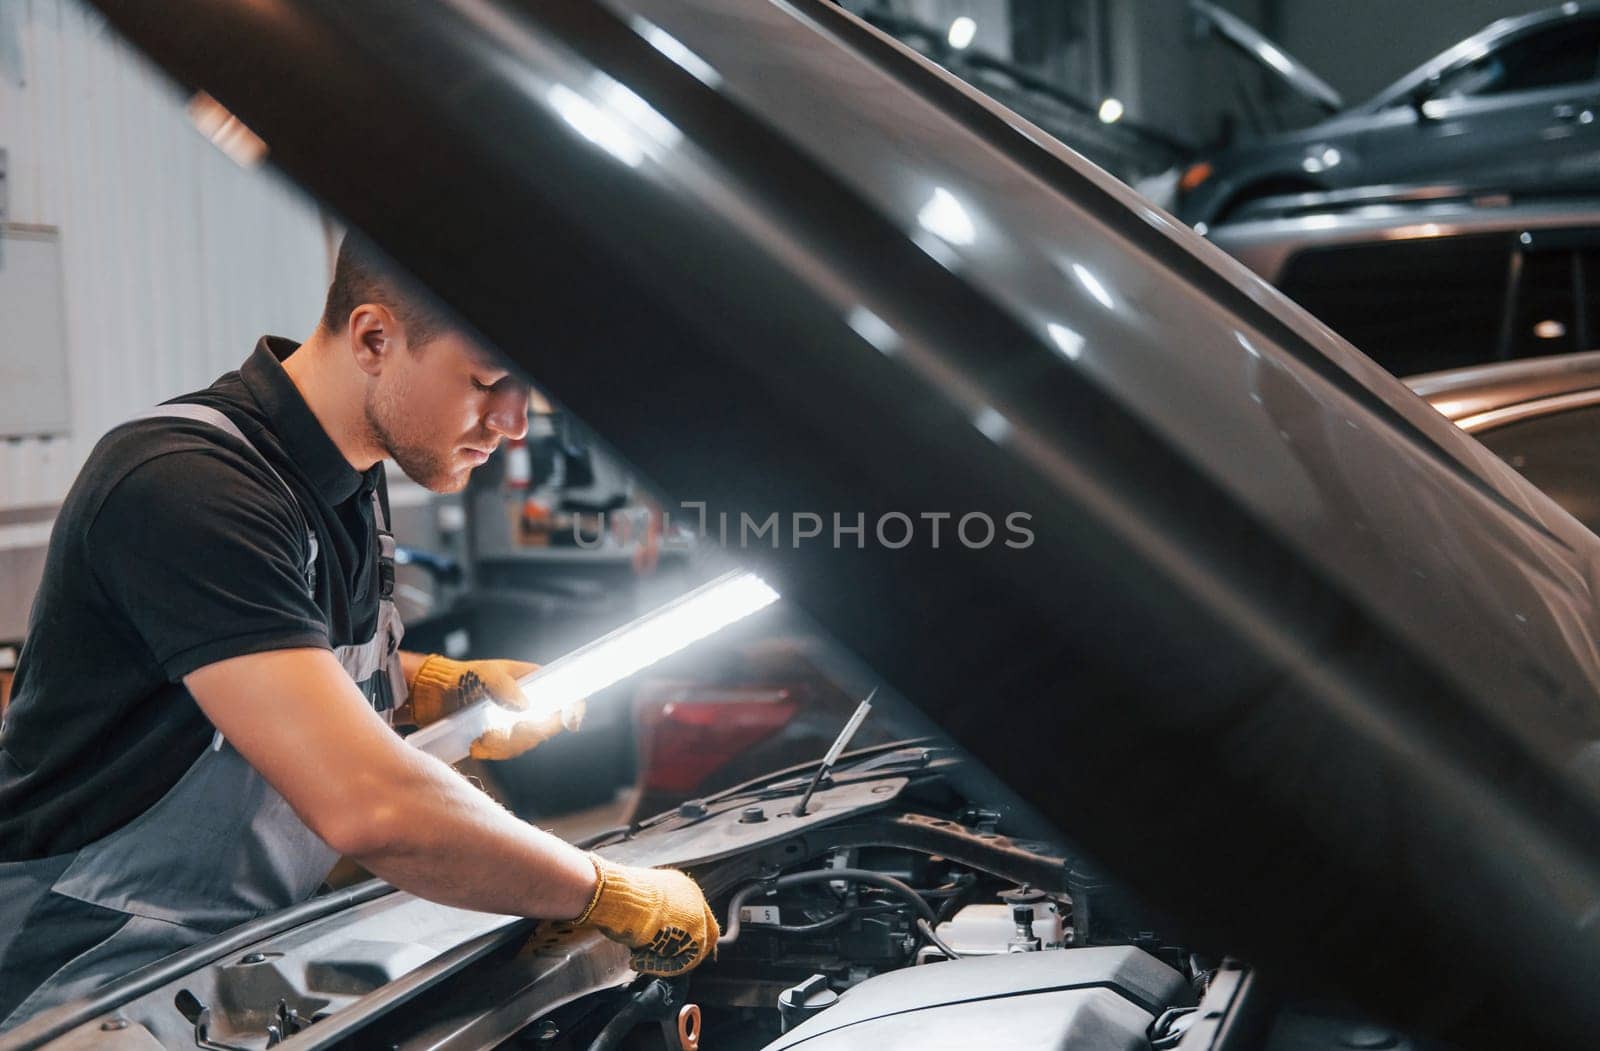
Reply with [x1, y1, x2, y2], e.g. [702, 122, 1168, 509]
[0, 0, 329, 513]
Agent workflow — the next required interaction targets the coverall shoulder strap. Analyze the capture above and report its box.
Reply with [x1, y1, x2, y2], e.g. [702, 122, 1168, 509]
[125, 404, 296, 504]
[124, 403, 319, 595]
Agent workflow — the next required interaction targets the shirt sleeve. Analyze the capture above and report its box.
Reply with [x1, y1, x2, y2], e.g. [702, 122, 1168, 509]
[88, 447, 331, 681]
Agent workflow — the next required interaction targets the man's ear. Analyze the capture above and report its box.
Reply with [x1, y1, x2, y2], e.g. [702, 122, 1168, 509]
[349, 304, 404, 377]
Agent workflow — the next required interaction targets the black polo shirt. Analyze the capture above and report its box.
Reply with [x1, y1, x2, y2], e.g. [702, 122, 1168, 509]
[0, 337, 390, 861]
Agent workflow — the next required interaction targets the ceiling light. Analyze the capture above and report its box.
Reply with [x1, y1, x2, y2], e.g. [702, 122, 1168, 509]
[947, 16, 977, 50]
[187, 92, 268, 168]
[1097, 98, 1124, 124]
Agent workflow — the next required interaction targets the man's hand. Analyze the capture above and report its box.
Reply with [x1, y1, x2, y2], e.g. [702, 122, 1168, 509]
[571, 855, 719, 976]
[406, 655, 584, 760]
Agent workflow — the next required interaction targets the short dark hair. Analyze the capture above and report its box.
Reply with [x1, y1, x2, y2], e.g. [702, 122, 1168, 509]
[320, 234, 451, 346]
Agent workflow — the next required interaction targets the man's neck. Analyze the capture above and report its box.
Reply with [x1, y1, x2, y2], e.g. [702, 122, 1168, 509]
[282, 331, 383, 471]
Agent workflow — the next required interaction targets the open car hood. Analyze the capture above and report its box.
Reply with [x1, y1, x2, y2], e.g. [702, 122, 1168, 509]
[1363, 3, 1600, 113]
[71, 0, 1600, 1043]
[1189, 0, 1344, 113]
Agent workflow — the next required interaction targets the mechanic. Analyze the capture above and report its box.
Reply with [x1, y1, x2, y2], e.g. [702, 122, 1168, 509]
[0, 238, 718, 1030]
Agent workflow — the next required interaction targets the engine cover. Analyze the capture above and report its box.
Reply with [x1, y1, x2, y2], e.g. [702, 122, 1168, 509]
[760, 946, 1185, 1050]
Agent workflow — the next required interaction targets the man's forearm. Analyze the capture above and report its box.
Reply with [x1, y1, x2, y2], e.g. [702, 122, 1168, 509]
[188, 648, 711, 975]
[188, 648, 591, 921]
[346, 744, 597, 919]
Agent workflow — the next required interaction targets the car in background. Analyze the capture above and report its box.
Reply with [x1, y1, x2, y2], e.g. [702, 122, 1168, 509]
[1208, 193, 1600, 376]
[1409, 351, 1600, 534]
[1180, 3, 1600, 226]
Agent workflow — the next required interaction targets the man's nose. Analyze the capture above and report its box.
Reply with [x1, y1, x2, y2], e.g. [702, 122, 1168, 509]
[486, 388, 530, 441]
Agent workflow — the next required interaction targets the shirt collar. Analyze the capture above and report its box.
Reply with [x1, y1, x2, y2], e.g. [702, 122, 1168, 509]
[240, 336, 377, 504]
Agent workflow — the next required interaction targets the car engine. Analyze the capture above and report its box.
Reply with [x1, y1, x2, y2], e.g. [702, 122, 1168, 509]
[678, 841, 1195, 1051]
[543, 761, 1207, 1051]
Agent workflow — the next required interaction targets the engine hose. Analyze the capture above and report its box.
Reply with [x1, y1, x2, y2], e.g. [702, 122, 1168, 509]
[716, 885, 890, 937]
[741, 901, 900, 938]
[719, 868, 939, 947]
[775, 902, 899, 933]
[769, 910, 853, 935]
[586, 978, 674, 1051]
[917, 918, 965, 959]
[932, 874, 979, 922]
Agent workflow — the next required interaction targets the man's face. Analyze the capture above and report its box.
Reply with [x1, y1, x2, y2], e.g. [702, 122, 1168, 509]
[364, 330, 530, 492]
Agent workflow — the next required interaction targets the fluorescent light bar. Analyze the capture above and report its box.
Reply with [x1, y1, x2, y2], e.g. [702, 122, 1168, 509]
[408, 569, 779, 764]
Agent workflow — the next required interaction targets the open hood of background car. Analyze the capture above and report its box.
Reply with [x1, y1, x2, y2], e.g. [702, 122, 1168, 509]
[1361, 3, 1600, 114]
[1189, 0, 1344, 113]
[87, 0, 1600, 1043]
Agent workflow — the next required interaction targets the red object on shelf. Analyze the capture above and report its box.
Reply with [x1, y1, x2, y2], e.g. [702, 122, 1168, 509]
[635, 685, 801, 794]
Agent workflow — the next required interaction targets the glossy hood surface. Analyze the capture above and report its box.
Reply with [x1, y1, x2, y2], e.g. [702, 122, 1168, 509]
[88, 0, 1600, 1042]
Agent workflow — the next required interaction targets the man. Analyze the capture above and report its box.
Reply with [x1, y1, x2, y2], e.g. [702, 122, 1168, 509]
[0, 239, 717, 1029]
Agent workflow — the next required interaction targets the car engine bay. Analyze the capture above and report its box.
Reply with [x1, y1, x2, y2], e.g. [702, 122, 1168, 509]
[520, 747, 1209, 1051]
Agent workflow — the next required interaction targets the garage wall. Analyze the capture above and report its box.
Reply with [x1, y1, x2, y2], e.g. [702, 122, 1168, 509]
[1108, 0, 1273, 147]
[0, 0, 329, 638]
[1274, 1, 1542, 104]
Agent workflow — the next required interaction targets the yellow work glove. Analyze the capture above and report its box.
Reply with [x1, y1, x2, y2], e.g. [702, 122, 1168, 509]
[571, 855, 720, 976]
[407, 655, 584, 760]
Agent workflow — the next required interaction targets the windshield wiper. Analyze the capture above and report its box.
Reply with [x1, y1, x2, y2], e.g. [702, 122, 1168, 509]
[650, 740, 943, 831]
[702, 739, 941, 805]
[585, 734, 944, 850]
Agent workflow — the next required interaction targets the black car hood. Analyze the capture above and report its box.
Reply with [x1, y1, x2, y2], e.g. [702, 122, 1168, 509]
[86, 0, 1600, 1043]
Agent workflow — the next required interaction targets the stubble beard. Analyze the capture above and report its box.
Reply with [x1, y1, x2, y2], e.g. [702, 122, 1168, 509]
[364, 383, 468, 493]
